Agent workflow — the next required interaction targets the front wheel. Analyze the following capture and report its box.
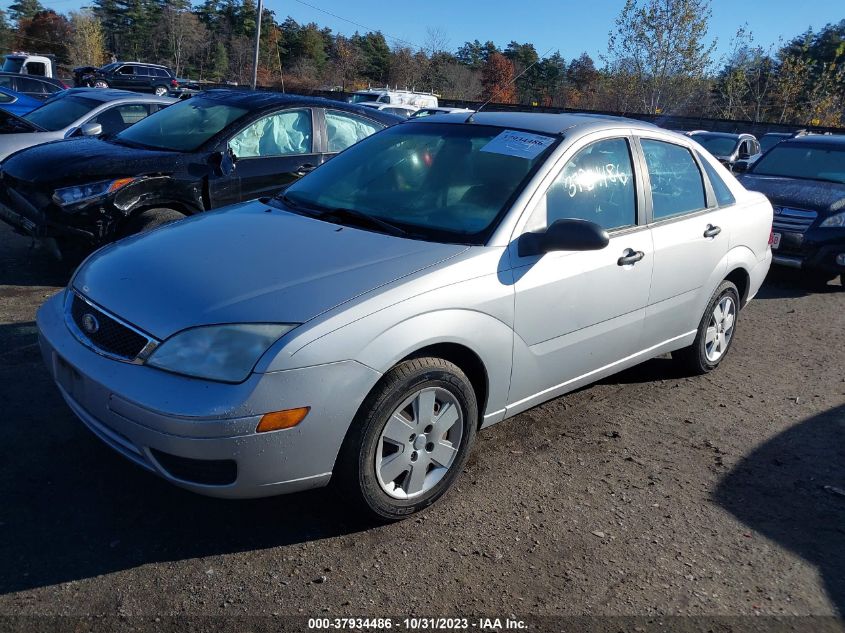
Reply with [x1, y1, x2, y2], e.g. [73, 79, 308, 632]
[672, 280, 740, 375]
[93, 79, 109, 88]
[121, 208, 186, 237]
[334, 357, 478, 521]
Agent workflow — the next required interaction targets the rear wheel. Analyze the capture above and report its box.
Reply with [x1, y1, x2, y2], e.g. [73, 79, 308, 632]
[153, 85, 168, 96]
[334, 357, 477, 521]
[672, 280, 740, 375]
[121, 208, 185, 237]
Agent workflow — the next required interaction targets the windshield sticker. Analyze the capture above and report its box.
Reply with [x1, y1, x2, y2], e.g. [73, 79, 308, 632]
[480, 130, 555, 160]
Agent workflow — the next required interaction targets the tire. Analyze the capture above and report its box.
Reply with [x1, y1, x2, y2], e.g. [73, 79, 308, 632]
[121, 208, 185, 237]
[334, 357, 478, 521]
[153, 85, 168, 96]
[672, 280, 740, 375]
[93, 80, 109, 88]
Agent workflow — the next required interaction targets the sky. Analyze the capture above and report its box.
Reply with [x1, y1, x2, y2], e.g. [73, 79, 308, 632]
[9, 0, 845, 63]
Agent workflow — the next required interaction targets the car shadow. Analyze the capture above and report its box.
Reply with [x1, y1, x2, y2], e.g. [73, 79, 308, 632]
[714, 405, 845, 616]
[0, 225, 72, 288]
[755, 267, 843, 300]
[0, 321, 371, 596]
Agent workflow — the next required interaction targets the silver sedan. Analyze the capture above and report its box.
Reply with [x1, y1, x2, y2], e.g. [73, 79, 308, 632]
[0, 88, 174, 161]
[36, 112, 773, 519]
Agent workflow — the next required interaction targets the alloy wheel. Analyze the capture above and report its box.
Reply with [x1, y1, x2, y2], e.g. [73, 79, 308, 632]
[705, 295, 736, 362]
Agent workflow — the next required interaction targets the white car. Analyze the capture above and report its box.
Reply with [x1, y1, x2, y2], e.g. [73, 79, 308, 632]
[36, 112, 773, 519]
[358, 102, 418, 118]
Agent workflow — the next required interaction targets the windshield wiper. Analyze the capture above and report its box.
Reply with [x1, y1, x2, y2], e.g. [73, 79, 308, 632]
[275, 195, 408, 237]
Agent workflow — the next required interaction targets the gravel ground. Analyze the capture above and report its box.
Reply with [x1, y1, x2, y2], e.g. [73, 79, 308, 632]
[0, 221, 843, 629]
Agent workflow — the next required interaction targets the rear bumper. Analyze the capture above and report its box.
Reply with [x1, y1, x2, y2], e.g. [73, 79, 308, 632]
[36, 292, 382, 499]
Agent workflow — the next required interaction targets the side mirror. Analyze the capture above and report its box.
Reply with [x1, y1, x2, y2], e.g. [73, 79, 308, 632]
[518, 218, 610, 257]
[732, 160, 749, 173]
[80, 122, 103, 137]
[210, 148, 236, 176]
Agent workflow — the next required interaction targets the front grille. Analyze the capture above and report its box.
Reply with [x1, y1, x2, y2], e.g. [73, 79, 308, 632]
[69, 293, 151, 361]
[773, 207, 817, 234]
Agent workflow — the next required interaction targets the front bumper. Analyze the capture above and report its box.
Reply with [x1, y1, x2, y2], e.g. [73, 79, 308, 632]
[771, 227, 845, 276]
[36, 292, 382, 499]
[0, 190, 98, 242]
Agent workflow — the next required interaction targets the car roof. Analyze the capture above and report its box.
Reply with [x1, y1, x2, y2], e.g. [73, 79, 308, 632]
[0, 71, 62, 85]
[52, 88, 174, 103]
[404, 110, 656, 135]
[780, 134, 845, 148]
[690, 131, 751, 140]
[117, 61, 169, 69]
[192, 89, 405, 122]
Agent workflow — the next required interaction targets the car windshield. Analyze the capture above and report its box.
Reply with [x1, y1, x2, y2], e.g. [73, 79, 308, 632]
[350, 93, 380, 103]
[115, 97, 247, 151]
[281, 123, 557, 243]
[693, 135, 739, 157]
[750, 144, 845, 184]
[99, 63, 120, 73]
[23, 95, 100, 131]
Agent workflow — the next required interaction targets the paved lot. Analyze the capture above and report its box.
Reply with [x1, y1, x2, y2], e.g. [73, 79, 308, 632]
[0, 221, 843, 624]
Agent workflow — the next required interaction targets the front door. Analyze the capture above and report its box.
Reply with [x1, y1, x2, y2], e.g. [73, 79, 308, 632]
[223, 107, 320, 203]
[508, 135, 654, 414]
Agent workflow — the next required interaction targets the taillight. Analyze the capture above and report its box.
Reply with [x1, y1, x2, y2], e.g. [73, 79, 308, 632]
[171, 79, 178, 87]
[768, 227, 774, 245]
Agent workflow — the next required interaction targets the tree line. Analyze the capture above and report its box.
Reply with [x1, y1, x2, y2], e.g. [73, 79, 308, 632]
[0, 0, 842, 126]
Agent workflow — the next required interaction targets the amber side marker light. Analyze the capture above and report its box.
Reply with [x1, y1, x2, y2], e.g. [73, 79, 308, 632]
[256, 407, 310, 433]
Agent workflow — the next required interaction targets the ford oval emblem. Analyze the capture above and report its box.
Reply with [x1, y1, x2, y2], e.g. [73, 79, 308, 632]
[81, 313, 100, 335]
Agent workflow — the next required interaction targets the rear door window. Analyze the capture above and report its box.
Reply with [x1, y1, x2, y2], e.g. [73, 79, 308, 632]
[325, 110, 384, 153]
[698, 153, 736, 207]
[89, 104, 152, 134]
[640, 139, 706, 220]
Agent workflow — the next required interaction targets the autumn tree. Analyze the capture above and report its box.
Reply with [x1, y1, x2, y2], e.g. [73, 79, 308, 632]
[606, 0, 715, 114]
[67, 10, 106, 67]
[16, 10, 71, 61]
[481, 52, 516, 104]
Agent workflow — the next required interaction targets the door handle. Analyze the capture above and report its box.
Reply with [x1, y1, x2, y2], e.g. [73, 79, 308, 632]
[704, 224, 722, 238]
[295, 163, 316, 176]
[617, 249, 645, 266]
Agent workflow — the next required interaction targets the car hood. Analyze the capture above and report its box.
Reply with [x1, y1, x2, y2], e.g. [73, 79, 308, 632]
[72, 202, 468, 340]
[740, 174, 845, 216]
[0, 137, 183, 187]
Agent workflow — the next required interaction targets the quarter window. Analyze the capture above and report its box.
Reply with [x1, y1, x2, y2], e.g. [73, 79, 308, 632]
[228, 109, 312, 158]
[641, 139, 706, 220]
[325, 110, 384, 153]
[698, 154, 735, 207]
[526, 137, 637, 232]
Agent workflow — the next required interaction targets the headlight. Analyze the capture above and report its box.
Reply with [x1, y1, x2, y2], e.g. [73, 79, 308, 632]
[52, 178, 136, 207]
[146, 323, 297, 383]
[820, 212, 845, 228]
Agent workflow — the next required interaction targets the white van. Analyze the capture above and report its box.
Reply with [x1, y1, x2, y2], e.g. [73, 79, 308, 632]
[348, 88, 438, 109]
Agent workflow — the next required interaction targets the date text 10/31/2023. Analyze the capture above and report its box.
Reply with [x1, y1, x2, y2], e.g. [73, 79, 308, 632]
[307, 617, 529, 630]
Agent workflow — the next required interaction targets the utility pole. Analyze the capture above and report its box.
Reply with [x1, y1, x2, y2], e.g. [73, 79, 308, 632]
[251, 0, 264, 90]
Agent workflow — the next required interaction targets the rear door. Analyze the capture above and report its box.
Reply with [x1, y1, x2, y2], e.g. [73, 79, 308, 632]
[222, 107, 320, 203]
[636, 136, 731, 348]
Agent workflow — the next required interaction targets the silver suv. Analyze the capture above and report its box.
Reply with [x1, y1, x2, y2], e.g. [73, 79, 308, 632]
[37, 113, 773, 519]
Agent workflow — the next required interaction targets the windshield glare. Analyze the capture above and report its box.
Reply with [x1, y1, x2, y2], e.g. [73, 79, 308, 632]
[693, 135, 739, 157]
[282, 123, 555, 243]
[23, 95, 99, 131]
[751, 144, 845, 184]
[116, 97, 247, 151]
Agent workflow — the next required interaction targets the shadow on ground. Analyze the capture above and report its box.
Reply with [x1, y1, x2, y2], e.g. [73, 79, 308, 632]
[715, 404, 845, 617]
[755, 267, 843, 300]
[0, 321, 370, 597]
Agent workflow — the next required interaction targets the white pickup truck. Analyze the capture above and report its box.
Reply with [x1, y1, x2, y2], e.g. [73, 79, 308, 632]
[2, 53, 58, 78]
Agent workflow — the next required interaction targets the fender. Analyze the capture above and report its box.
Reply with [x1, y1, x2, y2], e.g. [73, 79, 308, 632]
[283, 308, 516, 424]
[112, 176, 205, 217]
